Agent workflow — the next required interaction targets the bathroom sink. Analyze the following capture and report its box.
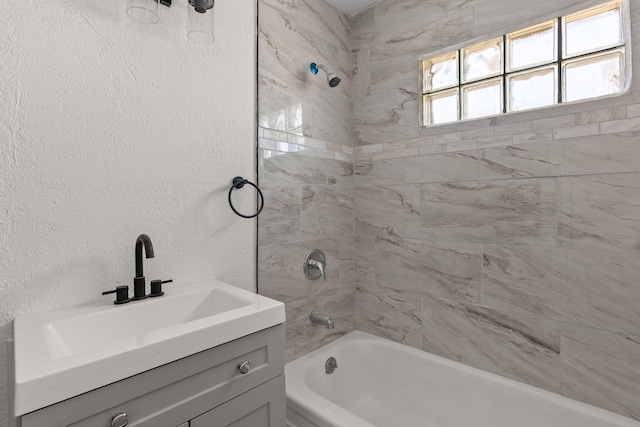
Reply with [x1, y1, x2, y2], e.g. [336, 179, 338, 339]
[44, 286, 252, 358]
[13, 279, 285, 416]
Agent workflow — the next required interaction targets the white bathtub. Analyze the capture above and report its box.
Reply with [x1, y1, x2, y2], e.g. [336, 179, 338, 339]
[285, 331, 640, 427]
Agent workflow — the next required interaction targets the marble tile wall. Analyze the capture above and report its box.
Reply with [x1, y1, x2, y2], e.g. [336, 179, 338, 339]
[257, 137, 356, 360]
[258, 0, 354, 144]
[353, 0, 640, 420]
[257, 0, 356, 362]
[259, 0, 640, 420]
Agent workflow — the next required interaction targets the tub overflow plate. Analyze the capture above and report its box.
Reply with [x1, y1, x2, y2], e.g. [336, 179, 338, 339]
[325, 357, 338, 374]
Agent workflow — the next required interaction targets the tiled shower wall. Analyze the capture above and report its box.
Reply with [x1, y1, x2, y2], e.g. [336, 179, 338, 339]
[257, 0, 356, 362]
[353, 0, 640, 420]
[258, 0, 640, 419]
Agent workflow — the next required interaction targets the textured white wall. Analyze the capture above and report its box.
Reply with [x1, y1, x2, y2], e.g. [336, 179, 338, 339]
[0, 0, 257, 422]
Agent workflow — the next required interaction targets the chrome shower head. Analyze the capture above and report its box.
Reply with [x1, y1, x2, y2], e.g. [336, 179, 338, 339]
[310, 62, 341, 88]
[327, 72, 341, 88]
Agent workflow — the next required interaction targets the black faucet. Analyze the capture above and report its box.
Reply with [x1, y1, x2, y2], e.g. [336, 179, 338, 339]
[133, 234, 154, 300]
[102, 234, 172, 304]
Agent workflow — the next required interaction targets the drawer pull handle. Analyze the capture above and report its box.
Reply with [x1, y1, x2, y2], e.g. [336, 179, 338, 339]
[238, 360, 251, 374]
[111, 413, 129, 427]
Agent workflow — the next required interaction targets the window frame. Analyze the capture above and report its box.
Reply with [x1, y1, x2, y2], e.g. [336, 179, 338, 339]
[420, 0, 628, 127]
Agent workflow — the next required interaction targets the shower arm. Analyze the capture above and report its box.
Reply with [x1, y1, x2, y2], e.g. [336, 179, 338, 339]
[316, 64, 329, 74]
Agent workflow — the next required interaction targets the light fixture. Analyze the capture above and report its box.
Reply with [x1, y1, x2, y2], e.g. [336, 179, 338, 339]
[126, 0, 215, 45]
[187, 0, 215, 45]
[126, 0, 160, 25]
[190, 0, 214, 13]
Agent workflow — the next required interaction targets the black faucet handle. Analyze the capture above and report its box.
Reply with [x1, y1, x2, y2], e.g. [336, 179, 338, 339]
[102, 285, 131, 305]
[149, 279, 173, 297]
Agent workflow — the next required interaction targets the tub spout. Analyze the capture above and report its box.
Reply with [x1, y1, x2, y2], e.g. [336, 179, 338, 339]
[310, 311, 334, 329]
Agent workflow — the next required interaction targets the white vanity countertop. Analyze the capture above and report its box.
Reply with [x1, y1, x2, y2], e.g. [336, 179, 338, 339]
[13, 279, 285, 416]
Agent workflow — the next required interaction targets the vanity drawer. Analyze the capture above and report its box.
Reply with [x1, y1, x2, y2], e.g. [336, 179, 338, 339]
[20, 324, 284, 427]
[191, 375, 285, 427]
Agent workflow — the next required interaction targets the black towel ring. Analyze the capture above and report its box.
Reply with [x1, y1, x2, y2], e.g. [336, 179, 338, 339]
[228, 176, 264, 219]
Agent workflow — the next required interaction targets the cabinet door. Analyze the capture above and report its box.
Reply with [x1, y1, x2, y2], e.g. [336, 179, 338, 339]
[191, 375, 285, 427]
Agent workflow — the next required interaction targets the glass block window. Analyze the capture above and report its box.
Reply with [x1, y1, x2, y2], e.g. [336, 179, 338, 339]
[421, 0, 626, 126]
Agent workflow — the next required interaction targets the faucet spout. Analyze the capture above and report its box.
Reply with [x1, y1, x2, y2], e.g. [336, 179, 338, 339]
[310, 311, 334, 329]
[133, 234, 154, 300]
[135, 234, 154, 278]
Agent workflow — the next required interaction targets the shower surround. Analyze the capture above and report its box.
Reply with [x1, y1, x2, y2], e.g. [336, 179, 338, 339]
[259, 0, 640, 420]
[257, 0, 356, 362]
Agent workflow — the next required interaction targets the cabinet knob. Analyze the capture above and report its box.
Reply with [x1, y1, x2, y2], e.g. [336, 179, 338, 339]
[238, 360, 251, 374]
[111, 413, 129, 427]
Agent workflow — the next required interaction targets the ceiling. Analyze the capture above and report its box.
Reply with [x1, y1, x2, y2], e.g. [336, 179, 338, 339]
[324, 0, 380, 17]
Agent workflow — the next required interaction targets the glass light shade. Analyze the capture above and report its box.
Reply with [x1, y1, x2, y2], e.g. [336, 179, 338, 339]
[126, 0, 160, 25]
[187, 1, 215, 45]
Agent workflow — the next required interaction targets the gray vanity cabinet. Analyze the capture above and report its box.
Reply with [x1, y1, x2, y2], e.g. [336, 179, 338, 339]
[18, 325, 285, 427]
